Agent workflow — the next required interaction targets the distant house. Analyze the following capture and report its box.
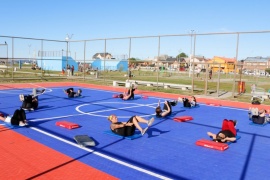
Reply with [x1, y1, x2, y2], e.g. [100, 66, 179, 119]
[92, 53, 112, 60]
[243, 57, 270, 73]
[208, 56, 236, 73]
[185, 56, 208, 70]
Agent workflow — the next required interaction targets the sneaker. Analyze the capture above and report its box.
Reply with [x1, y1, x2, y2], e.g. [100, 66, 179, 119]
[19, 122, 26, 126]
[141, 127, 149, 136]
[19, 94, 24, 101]
[250, 108, 258, 116]
[148, 117, 155, 126]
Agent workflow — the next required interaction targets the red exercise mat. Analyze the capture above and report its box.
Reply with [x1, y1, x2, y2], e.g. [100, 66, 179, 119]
[173, 116, 193, 122]
[56, 121, 80, 129]
[196, 139, 229, 151]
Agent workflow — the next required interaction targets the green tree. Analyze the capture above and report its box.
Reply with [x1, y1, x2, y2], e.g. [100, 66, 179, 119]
[176, 52, 188, 59]
[128, 58, 137, 65]
[265, 68, 270, 74]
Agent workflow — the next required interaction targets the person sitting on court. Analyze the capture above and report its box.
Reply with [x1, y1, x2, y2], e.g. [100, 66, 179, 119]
[155, 100, 177, 118]
[0, 109, 28, 126]
[207, 119, 237, 143]
[19, 94, 39, 110]
[122, 85, 136, 100]
[63, 88, 82, 98]
[107, 114, 155, 136]
[179, 96, 197, 107]
[249, 107, 270, 124]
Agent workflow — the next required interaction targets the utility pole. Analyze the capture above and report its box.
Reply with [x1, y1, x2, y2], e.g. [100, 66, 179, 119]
[189, 30, 194, 77]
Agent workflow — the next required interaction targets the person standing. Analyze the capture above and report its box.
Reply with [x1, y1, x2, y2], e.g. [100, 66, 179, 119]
[196, 68, 201, 78]
[209, 69, 213, 80]
[67, 64, 71, 76]
[71, 65, 74, 76]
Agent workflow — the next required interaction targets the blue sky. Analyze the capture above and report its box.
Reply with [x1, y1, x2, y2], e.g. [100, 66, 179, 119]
[1, 0, 270, 60]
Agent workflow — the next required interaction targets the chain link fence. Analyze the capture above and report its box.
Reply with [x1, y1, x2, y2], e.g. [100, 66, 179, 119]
[1, 31, 270, 99]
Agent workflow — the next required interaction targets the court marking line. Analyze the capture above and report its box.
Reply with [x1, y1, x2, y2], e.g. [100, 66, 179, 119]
[30, 102, 158, 122]
[29, 83, 53, 93]
[29, 126, 172, 180]
[76, 102, 157, 118]
[0, 87, 52, 94]
[199, 104, 248, 111]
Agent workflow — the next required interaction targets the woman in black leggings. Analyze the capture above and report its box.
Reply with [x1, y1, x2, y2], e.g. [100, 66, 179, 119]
[11, 109, 28, 126]
[107, 115, 154, 136]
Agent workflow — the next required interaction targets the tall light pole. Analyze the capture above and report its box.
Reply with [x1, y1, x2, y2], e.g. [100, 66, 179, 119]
[65, 34, 73, 56]
[65, 34, 73, 69]
[28, 44, 31, 63]
[189, 30, 194, 77]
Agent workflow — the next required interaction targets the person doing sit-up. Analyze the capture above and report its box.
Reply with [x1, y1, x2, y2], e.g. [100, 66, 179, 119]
[19, 88, 45, 110]
[19, 94, 38, 110]
[248, 107, 270, 124]
[0, 109, 28, 126]
[207, 119, 237, 143]
[179, 96, 197, 107]
[107, 115, 155, 136]
[122, 85, 136, 100]
[155, 100, 177, 117]
[63, 88, 82, 98]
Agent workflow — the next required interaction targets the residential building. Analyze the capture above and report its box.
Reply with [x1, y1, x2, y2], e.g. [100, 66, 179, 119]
[243, 56, 270, 74]
[208, 56, 236, 73]
[92, 53, 112, 60]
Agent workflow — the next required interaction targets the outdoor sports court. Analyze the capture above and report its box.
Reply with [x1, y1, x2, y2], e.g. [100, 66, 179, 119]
[0, 82, 269, 180]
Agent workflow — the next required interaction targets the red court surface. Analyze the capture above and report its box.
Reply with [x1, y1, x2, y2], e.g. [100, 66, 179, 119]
[0, 126, 117, 180]
[0, 82, 268, 179]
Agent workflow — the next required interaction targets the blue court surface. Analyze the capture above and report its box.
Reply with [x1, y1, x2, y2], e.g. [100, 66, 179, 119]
[1, 86, 270, 180]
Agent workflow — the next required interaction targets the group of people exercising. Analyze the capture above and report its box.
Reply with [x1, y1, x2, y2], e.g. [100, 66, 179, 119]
[0, 84, 253, 143]
[108, 87, 241, 143]
[0, 88, 46, 126]
[108, 91, 199, 138]
[0, 87, 81, 127]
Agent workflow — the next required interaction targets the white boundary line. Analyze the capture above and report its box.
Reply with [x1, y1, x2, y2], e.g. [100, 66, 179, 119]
[25, 101, 172, 179]
[30, 102, 158, 122]
[0, 86, 246, 179]
[29, 126, 172, 180]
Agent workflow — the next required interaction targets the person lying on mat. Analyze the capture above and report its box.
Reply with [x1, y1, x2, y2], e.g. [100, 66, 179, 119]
[63, 88, 82, 98]
[248, 108, 270, 124]
[178, 96, 197, 107]
[207, 119, 237, 143]
[122, 85, 136, 100]
[107, 114, 154, 136]
[155, 100, 177, 117]
[19, 94, 39, 111]
[0, 109, 28, 126]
